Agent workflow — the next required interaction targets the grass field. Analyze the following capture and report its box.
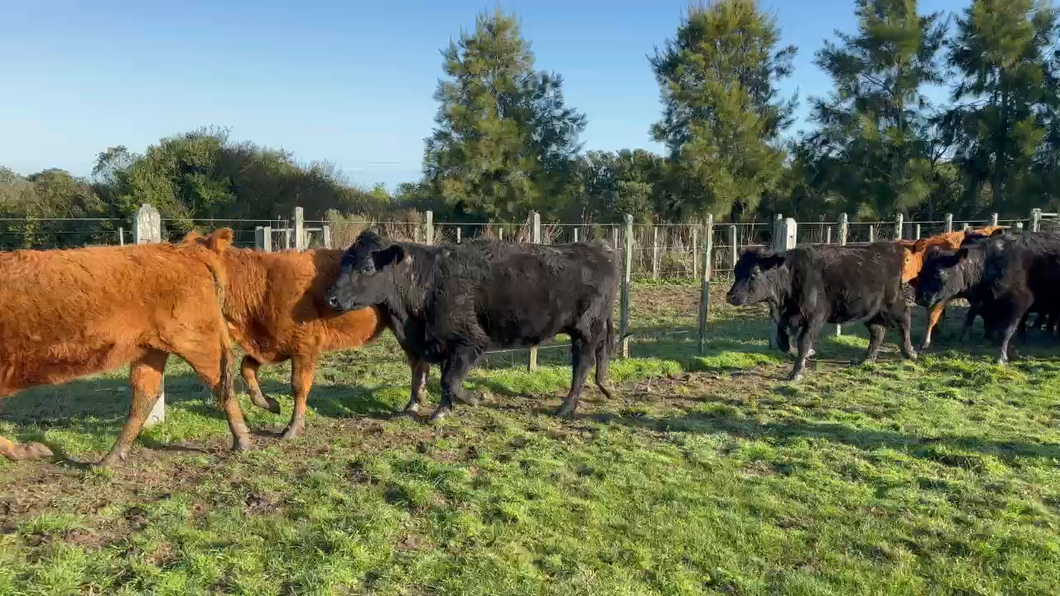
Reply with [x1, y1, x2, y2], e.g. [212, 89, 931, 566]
[2, 281, 1060, 595]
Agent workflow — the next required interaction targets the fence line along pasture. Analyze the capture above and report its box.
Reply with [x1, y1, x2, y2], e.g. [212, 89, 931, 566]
[3, 203, 1058, 422]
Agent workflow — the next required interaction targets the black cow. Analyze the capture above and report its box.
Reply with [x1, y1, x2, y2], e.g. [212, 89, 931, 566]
[916, 231, 1060, 364]
[325, 231, 621, 421]
[726, 243, 917, 381]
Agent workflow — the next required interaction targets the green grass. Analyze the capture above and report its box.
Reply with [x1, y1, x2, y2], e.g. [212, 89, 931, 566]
[2, 282, 1060, 595]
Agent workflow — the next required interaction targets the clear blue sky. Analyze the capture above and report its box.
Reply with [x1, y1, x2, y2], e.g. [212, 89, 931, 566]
[1, 0, 966, 190]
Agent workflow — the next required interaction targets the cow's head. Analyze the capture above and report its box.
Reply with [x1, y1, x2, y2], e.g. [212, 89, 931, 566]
[180, 228, 235, 253]
[899, 238, 934, 284]
[726, 249, 787, 306]
[326, 230, 407, 312]
[915, 246, 975, 307]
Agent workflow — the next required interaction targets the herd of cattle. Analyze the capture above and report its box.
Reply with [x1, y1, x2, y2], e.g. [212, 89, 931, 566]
[0, 222, 1055, 466]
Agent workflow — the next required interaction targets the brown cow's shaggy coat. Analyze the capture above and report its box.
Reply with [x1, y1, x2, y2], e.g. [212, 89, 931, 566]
[183, 231, 416, 438]
[0, 231, 251, 465]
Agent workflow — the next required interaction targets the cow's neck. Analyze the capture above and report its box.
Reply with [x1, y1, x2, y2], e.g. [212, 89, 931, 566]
[386, 244, 438, 318]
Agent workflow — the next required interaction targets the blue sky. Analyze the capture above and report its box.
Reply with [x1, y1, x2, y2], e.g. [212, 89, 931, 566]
[1, 0, 967, 190]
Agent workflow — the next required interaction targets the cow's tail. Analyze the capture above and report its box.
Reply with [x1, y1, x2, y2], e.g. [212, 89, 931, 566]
[200, 229, 236, 407]
[606, 314, 635, 355]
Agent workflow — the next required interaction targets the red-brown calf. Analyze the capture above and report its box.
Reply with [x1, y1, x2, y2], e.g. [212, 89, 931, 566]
[0, 231, 251, 465]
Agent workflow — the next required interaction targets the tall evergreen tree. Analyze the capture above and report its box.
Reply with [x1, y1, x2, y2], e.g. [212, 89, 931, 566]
[810, 0, 947, 220]
[944, 0, 1058, 215]
[651, 0, 796, 221]
[423, 8, 586, 221]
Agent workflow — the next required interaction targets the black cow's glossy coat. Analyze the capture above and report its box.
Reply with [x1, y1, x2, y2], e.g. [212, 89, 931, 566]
[326, 231, 620, 420]
[726, 243, 917, 381]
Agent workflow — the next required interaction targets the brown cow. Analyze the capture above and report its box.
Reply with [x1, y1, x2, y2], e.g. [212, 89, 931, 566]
[182, 230, 429, 438]
[899, 226, 1002, 349]
[0, 230, 252, 465]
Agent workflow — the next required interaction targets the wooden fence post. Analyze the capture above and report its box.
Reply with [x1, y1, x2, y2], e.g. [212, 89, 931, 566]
[729, 224, 738, 272]
[692, 226, 699, 279]
[425, 211, 434, 245]
[895, 213, 903, 240]
[528, 212, 541, 371]
[293, 207, 305, 250]
[620, 214, 633, 358]
[135, 204, 165, 428]
[945, 213, 953, 233]
[652, 227, 660, 279]
[698, 214, 714, 354]
[323, 225, 332, 249]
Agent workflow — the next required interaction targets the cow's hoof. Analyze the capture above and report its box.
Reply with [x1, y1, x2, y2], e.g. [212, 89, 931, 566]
[258, 395, 282, 415]
[785, 372, 803, 382]
[97, 450, 128, 468]
[10, 442, 54, 461]
[917, 342, 933, 353]
[553, 403, 576, 418]
[280, 425, 305, 440]
[403, 402, 422, 416]
[231, 437, 253, 452]
[427, 408, 450, 424]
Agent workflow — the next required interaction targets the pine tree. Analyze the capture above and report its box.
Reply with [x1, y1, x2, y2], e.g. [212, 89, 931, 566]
[423, 8, 586, 221]
[651, 0, 796, 221]
[944, 0, 1058, 214]
[810, 0, 947, 220]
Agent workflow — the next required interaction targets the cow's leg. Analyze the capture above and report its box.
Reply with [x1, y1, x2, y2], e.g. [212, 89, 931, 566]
[555, 336, 597, 418]
[958, 303, 978, 343]
[241, 355, 281, 414]
[920, 302, 947, 351]
[593, 339, 614, 400]
[430, 349, 480, 423]
[787, 321, 819, 382]
[998, 295, 1034, 365]
[180, 341, 253, 453]
[0, 436, 53, 462]
[281, 356, 316, 440]
[402, 357, 431, 415]
[896, 306, 918, 361]
[1018, 310, 1031, 341]
[99, 349, 168, 467]
[863, 316, 887, 363]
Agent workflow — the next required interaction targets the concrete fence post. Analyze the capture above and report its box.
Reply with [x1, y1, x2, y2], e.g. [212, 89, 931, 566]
[293, 207, 305, 251]
[895, 213, 903, 240]
[573, 227, 579, 243]
[612, 226, 619, 251]
[528, 212, 541, 371]
[1032, 208, 1042, 232]
[620, 214, 633, 358]
[255, 226, 273, 252]
[729, 224, 738, 272]
[652, 227, 660, 279]
[991, 213, 999, 227]
[868, 226, 875, 243]
[963, 223, 970, 232]
[826, 226, 831, 244]
[456, 227, 462, 244]
[425, 211, 434, 245]
[698, 214, 714, 354]
[769, 217, 796, 348]
[945, 213, 953, 233]
[118, 228, 124, 246]
[838, 213, 849, 246]
[322, 225, 332, 249]
[1016, 222, 1024, 231]
[915, 224, 921, 240]
[135, 204, 166, 428]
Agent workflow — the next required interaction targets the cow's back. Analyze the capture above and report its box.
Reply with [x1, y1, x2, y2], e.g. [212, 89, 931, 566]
[219, 248, 384, 361]
[0, 244, 222, 392]
[790, 243, 905, 321]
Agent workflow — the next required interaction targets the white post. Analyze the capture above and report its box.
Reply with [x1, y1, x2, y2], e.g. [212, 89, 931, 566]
[895, 213, 903, 240]
[692, 226, 699, 279]
[915, 224, 921, 240]
[573, 228, 579, 243]
[118, 228, 124, 246]
[770, 217, 796, 349]
[838, 213, 849, 246]
[868, 226, 875, 243]
[135, 204, 165, 428]
[1032, 208, 1042, 232]
[293, 207, 305, 251]
[456, 227, 462, 244]
[425, 211, 434, 245]
[323, 225, 332, 249]
[825, 227, 831, 244]
[255, 226, 273, 252]
[729, 225, 738, 272]
[945, 213, 953, 233]
[498, 228, 504, 242]
[529, 212, 541, 371]
[991, 213, 999, 227]
[621, 214, 633, 358]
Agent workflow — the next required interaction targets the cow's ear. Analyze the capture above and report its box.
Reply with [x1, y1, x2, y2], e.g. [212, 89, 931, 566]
[208, 228, 235, 253]
[371, 245, 406, 270]
[760, 252, 786, 270]
[179, 230, 205, 246]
